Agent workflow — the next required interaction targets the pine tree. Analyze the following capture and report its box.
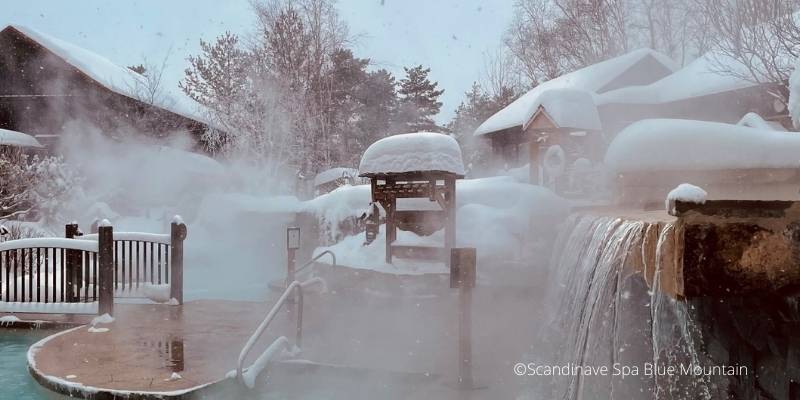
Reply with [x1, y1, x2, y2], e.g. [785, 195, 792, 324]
[396, 65, 444, 132]
[180, 32, 250, 115]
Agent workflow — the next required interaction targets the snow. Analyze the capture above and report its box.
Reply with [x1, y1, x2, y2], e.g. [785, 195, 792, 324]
[313, 167, 359, 187]
[523, 89, 602, 131]
[313, 176, 570, 272]
[666, 183, 707, 216]
[790, 58, 800, 129]
[0, 237, 98, 252]
[0, 128, 44, 148]
[6, 24, 210, 125]
[141, 284, 171, 303]
[359, 132, 465, 176]
[241, 336, 291, 389]
[83, 231, 171, 244]
[0, 315, 20, 326]
[87, 326, 109, 333]
[475, 48, 676, 135]
[90, 313, 114, 326]
[0, 301, 99, 314]
[737, 112, 786, 131]
[166, 372, 183, 382]
[598, 51, 758, 106]
[605, 119, 800, 173]
[172, 214, 185, 225]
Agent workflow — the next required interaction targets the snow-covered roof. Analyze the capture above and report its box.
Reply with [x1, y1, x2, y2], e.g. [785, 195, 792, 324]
[597, 52, 760, 105]
[314, 167, 358, 187]
[475, 48, 677, 136]
[605, 119, 800, 173]
[359, 132, 465, 176]
[524, 89, 601, 131]
[3, 24, 210, 126]
[0, 128, 43, 148]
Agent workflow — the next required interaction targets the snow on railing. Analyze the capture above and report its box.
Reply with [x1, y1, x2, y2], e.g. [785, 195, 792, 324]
[82, 232, 171, 244]
[0, 238, 98, 252]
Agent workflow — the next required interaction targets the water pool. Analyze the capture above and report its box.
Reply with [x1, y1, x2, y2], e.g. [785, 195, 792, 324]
[0, 329, 69, 400]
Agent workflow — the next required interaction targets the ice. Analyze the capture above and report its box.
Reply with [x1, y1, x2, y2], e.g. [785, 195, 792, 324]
[359, 132, 465, 176]
[666, 183, 707, 216]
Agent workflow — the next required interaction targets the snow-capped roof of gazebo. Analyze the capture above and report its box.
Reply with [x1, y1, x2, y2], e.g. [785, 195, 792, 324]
[475, 48, 676, 136]
[359, 132, 465, 177]
[2, 24, 209, 125]
[605, 119, 800, 173]
[0, 128, 43, 148]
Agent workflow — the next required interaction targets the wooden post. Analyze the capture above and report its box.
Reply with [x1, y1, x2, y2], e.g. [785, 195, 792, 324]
[450, 247, 476, 390]
[65, 223, 79, 302]
[170, 220, 187, 305]
[286, 227, 300, 288]
[97, 224, 114, 316]
[529, 139, 541, 185]
[385, 196, 395, 264]
[444, 178, 457, 255]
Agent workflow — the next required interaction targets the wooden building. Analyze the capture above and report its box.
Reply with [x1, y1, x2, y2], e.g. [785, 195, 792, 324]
[475, 49, 790, 188]
[0, 25, 211, 151]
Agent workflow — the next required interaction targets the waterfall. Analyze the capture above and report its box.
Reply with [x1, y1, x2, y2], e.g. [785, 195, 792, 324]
[546, 214, 717, 400]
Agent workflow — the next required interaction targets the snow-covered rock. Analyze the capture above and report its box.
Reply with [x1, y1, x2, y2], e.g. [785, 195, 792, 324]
[605, 119, 800, 173]
[666, 183, 707, 216]
[359, 132, 465, 176]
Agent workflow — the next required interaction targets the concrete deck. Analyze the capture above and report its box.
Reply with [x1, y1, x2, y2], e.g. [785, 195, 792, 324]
[21, 268, 558, 399]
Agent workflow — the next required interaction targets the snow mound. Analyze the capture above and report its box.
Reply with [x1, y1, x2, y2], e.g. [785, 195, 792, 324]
[605, 119, 800, 173]
[524, 89, 601, 131]
[476, 48, 676, 135]
[359, 132, 465, 176]
[314, 167, 359, 187]
[666, 183, 707, 216]
[0, 128, 44, 148]
[90, 313, 114, 326]
[737, 112, 786, 131]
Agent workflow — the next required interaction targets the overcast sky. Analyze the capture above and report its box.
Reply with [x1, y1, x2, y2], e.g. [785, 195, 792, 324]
[5, 0, 514, 123]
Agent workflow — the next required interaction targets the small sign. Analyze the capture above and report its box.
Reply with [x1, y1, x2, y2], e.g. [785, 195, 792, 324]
[450, 248, 476, 289]
[287, 227, 300, 250]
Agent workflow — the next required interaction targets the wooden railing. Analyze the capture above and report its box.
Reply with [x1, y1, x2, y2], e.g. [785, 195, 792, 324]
[0, 217, 186, 316]
[0, 225, 114, 315]
[81, 217, 187, 304]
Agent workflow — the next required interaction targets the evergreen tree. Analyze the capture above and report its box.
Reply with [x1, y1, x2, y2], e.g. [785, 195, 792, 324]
[180, 32, 250, 115]
[396, 65, 444, 132]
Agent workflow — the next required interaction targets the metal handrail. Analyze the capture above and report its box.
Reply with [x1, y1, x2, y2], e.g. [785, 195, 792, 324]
[236, 277, 326, 384]
[295, 250, 336, 275]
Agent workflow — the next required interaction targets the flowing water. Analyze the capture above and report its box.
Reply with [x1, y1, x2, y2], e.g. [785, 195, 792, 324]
[546, 214, 717, 400]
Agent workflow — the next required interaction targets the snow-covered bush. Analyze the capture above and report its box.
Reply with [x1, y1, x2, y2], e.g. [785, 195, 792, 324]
[0, 152, 84, 227]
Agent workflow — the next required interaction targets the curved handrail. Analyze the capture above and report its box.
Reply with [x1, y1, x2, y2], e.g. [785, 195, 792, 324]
[236, 277, 326, 385]
[295, 250, 336, 275]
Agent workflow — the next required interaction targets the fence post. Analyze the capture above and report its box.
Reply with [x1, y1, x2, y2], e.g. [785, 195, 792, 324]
[450, 247, 476, 390]
[98, 223, 114, 316]
[170, 216, 187, 305]
[286, 227, 300, 289]
[65, 223, 80, 302]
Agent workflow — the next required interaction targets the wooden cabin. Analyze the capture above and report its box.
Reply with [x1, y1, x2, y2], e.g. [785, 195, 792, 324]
[0, 25, 211, 152]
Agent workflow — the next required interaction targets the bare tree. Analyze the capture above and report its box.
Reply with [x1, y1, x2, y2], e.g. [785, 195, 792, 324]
[697, 0, 800, 102]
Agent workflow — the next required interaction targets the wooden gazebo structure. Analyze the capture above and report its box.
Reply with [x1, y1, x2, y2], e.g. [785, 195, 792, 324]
[359, 132, 465, 264]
